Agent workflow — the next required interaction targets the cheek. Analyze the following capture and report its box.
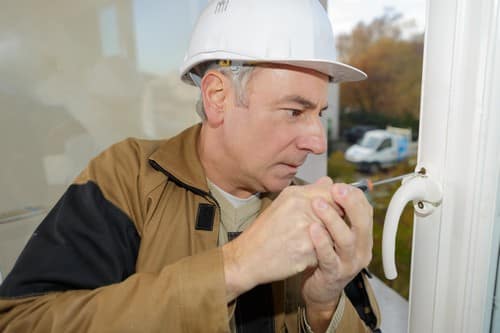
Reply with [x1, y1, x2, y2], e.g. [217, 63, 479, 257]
[230, 108, 297, 158]
[253, 128, 297, 161]
[224, 110, 252, 146]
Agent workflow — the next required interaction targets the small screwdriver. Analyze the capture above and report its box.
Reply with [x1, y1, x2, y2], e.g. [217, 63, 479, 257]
[350, 173, 415, 192]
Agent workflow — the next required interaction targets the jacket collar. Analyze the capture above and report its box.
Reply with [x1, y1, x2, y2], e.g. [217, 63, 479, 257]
[149, 123, 210, 194]
[148, 123, 301, 202]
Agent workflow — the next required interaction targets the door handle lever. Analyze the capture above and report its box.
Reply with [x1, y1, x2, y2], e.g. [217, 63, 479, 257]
[382, 173, 442, 279]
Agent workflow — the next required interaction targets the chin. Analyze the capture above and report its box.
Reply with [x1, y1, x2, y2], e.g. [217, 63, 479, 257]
[264, 177, 294, 193]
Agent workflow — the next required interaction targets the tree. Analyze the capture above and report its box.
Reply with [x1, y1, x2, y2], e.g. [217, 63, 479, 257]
[337, 10, 403, 61]
[337, 11, 424, 119]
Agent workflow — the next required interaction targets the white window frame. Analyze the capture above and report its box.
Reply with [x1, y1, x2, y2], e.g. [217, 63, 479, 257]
[408, 0, 500, 331]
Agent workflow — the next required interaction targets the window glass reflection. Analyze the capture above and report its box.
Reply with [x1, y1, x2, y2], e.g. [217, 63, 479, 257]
[0, 0, 206, 217]
[99, 3, 122, 57]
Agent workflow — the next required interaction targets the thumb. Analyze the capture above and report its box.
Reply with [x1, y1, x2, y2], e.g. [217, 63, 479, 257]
[314, 176, 333, 187]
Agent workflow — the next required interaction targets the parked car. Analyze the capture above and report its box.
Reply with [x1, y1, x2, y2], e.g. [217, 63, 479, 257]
[344, 128, 410, 173]
[343, 125, 378, 143]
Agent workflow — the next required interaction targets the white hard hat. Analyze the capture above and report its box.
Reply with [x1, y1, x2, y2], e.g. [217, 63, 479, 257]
[180, 0, 367, 86]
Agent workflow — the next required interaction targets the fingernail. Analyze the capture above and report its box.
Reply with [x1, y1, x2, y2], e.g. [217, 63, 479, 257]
[315, 199, 328, 210]
[337, 185, 350, 196]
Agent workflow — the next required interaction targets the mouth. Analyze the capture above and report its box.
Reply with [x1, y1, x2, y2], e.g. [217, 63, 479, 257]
[281, 161, 305, 172]
[278, 155, 307, 175]
[284, 163, 300, 169]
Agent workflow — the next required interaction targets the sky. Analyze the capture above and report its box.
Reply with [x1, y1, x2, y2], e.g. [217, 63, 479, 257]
[132, 0, 427, 74]
[328, 0, 426, 35]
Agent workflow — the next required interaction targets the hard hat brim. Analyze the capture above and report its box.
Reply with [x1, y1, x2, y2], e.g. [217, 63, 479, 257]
[180, 53, 367, 86]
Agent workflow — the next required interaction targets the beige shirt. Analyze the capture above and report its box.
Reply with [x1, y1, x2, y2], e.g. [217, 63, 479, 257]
[207, 180, 345, 333]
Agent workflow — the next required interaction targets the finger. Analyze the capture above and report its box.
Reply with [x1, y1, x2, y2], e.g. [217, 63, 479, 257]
[313, 176, 333, 186]
[331, 201, 345, 218]
[302, 178, 345, 217]
[313, 197, 372, 270]
[308, 222, 338, 271]
[293, 179, 345, 219]
[305, 176, 332, 198]
[330, 184, 373, 235]
[312, 198, 352, 249]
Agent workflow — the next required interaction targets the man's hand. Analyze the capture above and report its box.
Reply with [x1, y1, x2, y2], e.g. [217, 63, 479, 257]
[301, 183, 373, 332]
[222, 177, 340, 302]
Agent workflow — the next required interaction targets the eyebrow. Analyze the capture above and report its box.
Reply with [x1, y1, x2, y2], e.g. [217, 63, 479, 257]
[277, 94, 329, 111]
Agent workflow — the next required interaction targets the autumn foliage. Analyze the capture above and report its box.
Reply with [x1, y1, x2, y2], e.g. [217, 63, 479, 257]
[329, 13, 425, 298]
[337, 13, 424, 119]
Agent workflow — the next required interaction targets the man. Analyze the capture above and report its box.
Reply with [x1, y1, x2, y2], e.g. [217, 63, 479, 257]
[0, 0, 380, 332]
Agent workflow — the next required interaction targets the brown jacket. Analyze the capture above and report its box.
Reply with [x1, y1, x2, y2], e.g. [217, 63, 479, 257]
[0, 124, 379, 332]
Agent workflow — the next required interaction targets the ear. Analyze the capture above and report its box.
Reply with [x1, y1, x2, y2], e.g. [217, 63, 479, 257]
[200, 70, 228, 126]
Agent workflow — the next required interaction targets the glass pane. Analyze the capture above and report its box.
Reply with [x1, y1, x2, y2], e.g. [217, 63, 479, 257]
[0, 0, 207, 276]
[0, 0, 209, 210]
[327, 1, 426, 331]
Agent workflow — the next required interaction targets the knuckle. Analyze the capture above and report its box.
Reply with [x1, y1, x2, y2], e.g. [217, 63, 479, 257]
[342, 241, 356, 255]
[348, 187, 367, 205]
[351, 186, 364, 197]
[284, 190, 306, 207]
[309, 254, 319, 268]
[287, 185, 306, 198]
[282, 185, 295, 196]
[297, 240, 314, 256]
[293, 247, 317, 273]
[294, 262, 307, 274]
[343, 232, 356, 246]
[320, 175, 333, 183]
[296, 218, 310, 230]
[294, 196, 309, 212]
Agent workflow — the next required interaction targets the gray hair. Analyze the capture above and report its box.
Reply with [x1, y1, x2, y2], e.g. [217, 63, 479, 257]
[194, 63, 255, 120]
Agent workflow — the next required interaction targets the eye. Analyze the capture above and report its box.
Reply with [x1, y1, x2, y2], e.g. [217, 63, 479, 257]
[286, 109, 304, 118]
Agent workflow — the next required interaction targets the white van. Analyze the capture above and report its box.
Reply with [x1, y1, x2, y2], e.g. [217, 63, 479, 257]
[344, 129, 410, 173]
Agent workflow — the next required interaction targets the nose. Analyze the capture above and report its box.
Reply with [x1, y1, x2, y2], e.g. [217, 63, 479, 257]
[296, 115, 327, 154]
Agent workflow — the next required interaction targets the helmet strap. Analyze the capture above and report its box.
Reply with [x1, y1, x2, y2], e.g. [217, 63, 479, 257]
[188, 72, 203, 87]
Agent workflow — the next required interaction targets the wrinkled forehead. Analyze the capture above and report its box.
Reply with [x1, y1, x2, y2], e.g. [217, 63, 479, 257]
[246, 64, 330, 104]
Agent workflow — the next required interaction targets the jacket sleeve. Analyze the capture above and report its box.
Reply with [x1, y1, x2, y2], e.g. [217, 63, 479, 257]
[335, 273, 381, 332]
[285, 271, 380, 333]
[298, 292, 379, 333]
[0, 139, 230, 332]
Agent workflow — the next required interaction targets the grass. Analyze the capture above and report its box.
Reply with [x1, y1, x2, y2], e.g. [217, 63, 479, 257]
[328, 151, 415, 299]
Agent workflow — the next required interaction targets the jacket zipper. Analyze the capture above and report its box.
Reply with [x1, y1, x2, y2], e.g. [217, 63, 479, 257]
[148, 159, 222, 211]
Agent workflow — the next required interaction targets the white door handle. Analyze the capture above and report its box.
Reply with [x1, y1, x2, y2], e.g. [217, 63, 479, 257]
[382, 173, 442, 279]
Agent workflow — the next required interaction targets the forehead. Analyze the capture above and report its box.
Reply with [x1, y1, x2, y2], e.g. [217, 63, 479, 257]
[246, 64, 329, 105]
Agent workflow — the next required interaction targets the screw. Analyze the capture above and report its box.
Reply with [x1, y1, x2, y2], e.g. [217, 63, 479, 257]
[418, 167, 427, 175]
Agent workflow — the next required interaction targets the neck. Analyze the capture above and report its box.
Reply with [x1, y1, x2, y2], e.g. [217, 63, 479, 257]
[198, 123, 255, 199]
